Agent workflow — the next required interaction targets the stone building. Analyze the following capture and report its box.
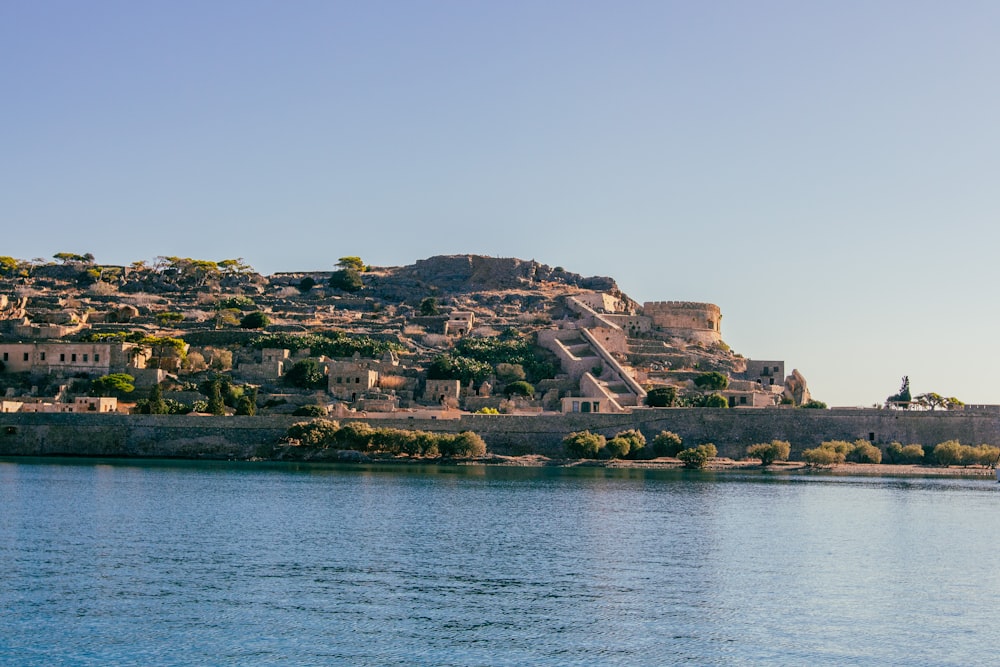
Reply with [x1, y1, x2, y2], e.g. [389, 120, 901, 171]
[743, 360, 785, 388]
[327, 359, 378, 401]
[0, 341, 143, 377]
[424, 379, 461, 405]
[641, 302, 722, 344]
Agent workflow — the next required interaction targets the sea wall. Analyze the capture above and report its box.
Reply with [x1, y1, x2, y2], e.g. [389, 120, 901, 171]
[1, 408, 998, 460]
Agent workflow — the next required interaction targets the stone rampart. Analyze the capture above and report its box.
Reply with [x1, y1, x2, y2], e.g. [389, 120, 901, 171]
[2, 409, 999, 461]
[642, 301, 722, 344]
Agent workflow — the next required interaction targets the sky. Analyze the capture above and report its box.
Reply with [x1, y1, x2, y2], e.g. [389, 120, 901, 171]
[3, 1, 999, 407]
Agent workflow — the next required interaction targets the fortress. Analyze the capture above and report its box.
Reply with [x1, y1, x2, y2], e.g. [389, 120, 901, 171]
[641, 302, 722, 345]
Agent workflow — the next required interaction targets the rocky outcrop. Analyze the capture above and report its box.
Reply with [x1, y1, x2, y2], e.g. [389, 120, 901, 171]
[394, 255, 616, 294]
[783, 369, 812, 405]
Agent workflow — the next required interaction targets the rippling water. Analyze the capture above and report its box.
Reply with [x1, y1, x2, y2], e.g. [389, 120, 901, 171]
[1, 458, 998, 666]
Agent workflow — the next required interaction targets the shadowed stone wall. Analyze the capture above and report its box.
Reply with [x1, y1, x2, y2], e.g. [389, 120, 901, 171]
[1, 409, 998, 460]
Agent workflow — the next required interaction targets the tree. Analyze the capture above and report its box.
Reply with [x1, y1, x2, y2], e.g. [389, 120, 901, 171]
[601, 436, 632, 459]
[503, 381, 535, 398]
[284, 359, 326, 389]
[235, 395, 257, 416]
[155, 312, 185, 325]
[646, 386, 678, 407]
[677, 444, 717, 468]
[207, 380, 226, 415]
[91, 373, 135, 396]
[337, 256, 366, 272]
[651, 431, 684, 457]
[693, 372, 729, 392]
[297, 277, 316, 293]
[419, 297, 439, 316]
[495, 363, 526, 384]
[886, 442, 925, 464]
[563, 430, 605, 458]
[240, 311, 270, 329]
[800, 400, 827, 409]
[914, 392, 965, 411]
[746, 440, 791, 466]
[146, 383, 168, 414]
[702, 393, 728, 408]
[886, 376, 912, 409]
[847, 440, 882, 464]
[329, 269, 363, 292]
[0, 256, 20, 276]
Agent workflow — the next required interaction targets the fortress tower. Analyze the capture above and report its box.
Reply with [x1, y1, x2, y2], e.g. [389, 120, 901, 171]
[641, 301, 722, 345]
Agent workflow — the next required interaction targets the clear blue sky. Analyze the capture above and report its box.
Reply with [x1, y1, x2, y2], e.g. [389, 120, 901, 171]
[3, 1, 999, 408]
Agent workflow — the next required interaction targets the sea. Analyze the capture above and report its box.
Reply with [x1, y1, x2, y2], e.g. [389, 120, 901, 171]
[1, 458, 998, 666]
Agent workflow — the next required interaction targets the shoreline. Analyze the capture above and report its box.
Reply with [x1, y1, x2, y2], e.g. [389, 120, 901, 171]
[472, 455, 999, 478]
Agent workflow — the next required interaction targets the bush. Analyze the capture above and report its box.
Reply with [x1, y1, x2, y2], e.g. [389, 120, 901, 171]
[802, 446, 845, 466]
[284, 359, 326, 389]
[439, 431, 487, 458]
[702, 393, 728, 408]
[847, 439, 882, 464]
[286, 419, 340, 447]
[600, 436, 632, 459]
[677, 444, 717, 469]
[91, 373, 135, 397]
[503, 381, 535, 398]
[651, 431, 684, 457]
[613, 430, 647, 459]
[293, 404, 327, 417]
[746, 440, 791, 466]
[563, 430, 605, 459]
[646, 386, 678, 407]
[693, 372, 728, 391]
[898, 444, 925, 464]
[329, 268, 363, 292]
[932, 440, 964, 466]
[240, 311, 270, 329]
[801, 400, 827, 409]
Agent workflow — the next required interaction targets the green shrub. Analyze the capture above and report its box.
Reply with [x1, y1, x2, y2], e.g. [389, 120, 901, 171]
[802, 446, 845, 466]
[286, 419, 340, 447]
[702, 393, 728, 408]
[601, 436, 631, 459]
[847, 439, 882, 464]
[677, 444, 717, 468]
[613, 429, 646, 458]
[746, 440, 791, 466]
[646, 386, 678, 407]
[563, 430, 605, 459]
[240, 311, 270, 329]
[293, 404, 327, 417]
[439, 431, 487, 458]
[932, 440, 964, 466]
[503, 381, 535, 398]
[651, 431, 684, 457]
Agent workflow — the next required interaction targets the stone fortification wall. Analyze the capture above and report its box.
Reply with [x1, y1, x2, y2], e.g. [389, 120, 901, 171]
[642, 301, 722, 344]
[3, 410, 999, 461]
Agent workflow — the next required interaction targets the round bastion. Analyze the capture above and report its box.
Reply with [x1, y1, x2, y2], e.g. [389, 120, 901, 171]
[641, 301, 722, 345]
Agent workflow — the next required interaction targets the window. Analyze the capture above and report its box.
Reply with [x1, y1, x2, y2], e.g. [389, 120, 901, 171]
[23, 353, 29, 361]
[83, 354, 88, 362]
[71, 354, 77, 362]
[769, 378, 774, 385]
[592, 402, 600, 413]
[337, 377, 342, 384]
[773, 366, 779, 372]
[94, 354, 99, 362]
[740, 396, 747, 404]
[60, 354, 65, 362]
[40, 352, 46, 361]
[2, 352, 7, 361]
[571, 401, 580, 413]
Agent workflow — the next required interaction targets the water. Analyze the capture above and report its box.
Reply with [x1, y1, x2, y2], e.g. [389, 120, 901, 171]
[1, 459, 998, 666]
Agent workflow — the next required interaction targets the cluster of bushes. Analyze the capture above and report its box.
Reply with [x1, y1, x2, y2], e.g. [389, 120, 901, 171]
[928, 440, 1000, 467]
[250, 331, 401, 358]
[561, 429, 716, 467]
[746, 440, 791, 466]
[884, 442, 926, 464]
[284, 419, 487, 458]
[802, 440, 883, 466]
[562, 429, 651, 459]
